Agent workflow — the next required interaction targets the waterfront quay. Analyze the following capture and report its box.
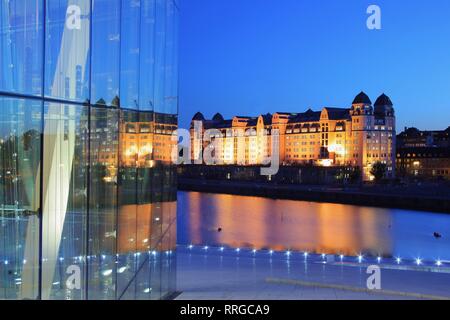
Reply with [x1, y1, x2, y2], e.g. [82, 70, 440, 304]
[176, 245, 450, 300]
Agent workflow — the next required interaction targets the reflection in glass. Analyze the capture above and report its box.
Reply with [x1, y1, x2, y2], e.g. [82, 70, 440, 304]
[139, 0, 156, 111]
[91, 0, 121, 106]
[117, 110, 139, 299]
[120, 0, 141, 110]
[88, 107, 119, 299]
[0, 97, 41, 299]
[42, 102, 88, 300]
[1, 0, 178, 300]
[45, 0, 90, 102]
[0, 1, 44, 95]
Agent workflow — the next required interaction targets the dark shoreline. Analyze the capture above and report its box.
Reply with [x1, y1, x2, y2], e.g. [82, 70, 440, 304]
[178, 178, 450, 214]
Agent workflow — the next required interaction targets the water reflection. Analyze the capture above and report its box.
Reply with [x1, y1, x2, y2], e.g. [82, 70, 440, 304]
[178, 192, 450, 260]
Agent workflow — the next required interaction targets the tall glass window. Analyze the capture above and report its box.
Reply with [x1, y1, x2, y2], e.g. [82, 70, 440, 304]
[1, 0, 178, 300]
[139, 0, 156, 111]
[120, 0, 141, 110]
[0, 97, 41, 299]
[88, 107, 119, 300]
[41, 102, 88, 300]
[0, 1, 44, 96]
[44, 0, 90, 102]
[91, 0, 121, 107]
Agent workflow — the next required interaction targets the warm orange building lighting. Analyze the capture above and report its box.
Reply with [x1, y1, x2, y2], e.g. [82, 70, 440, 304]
[191, 92, 396, 181]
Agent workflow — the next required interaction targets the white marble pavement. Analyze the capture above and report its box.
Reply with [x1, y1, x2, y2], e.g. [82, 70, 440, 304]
[175, 247, 450, 300]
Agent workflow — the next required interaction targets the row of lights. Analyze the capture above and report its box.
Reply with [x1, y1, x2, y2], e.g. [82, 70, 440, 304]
[0, 248, 444, 268]
[1, 250, 174, 266]
[186, 244, 446, 268]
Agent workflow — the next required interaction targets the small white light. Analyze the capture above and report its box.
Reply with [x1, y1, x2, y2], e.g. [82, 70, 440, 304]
[321, 253, 326, 259]
[396, 257, 401, 264]
[236, 248, 240, 253]
[252, 249, 257, 254]
[59, 257, 64, 262]
[143, 288, 151, 293]
[358, 255, 363, 263]
[303, 252, 308, 258]
[151, 251, 157, 256]
[136, 252, 141, 257]
[102, 269, 113, 276]
[286, 251, 291, 256]
[23, 259, 27, 264]
[436, 260, 442, 266]
[4, 260, 8, 265]
[269, 250, 274, 255]
[416, 258, 422, 265]
[377, 256, 381, 263]
[52, 281, 60, 286]
[220, 247, 224, 252]
[339, 254, 344, 261]
[203, 246, 209, 250]
[188, 245, 193, 249]
[102, 255, 106, 259]
[118, 266, 127, 273]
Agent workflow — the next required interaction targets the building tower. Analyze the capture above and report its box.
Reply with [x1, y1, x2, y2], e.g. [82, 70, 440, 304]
[350, 91, 375, 178]
[374, 93, 396, 178]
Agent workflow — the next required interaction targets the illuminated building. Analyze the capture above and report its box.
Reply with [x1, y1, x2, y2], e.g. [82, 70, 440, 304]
[191, 92, 396, 180]
[1, 0, 178, 300]
[396, 127, 450, 179]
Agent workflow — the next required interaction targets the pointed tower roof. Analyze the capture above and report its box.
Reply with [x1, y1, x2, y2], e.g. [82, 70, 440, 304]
[374, 93, 393, 106]
[212, 113, 224, 122]
[352, 91, 372, 105]
[192, 112, 205, 121]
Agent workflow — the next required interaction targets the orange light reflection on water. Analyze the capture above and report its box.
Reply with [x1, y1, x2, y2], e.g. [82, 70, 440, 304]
[183, 192, 393, 256]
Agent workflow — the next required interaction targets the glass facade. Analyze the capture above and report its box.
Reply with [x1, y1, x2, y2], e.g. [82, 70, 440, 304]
[1, 0, 178, 300]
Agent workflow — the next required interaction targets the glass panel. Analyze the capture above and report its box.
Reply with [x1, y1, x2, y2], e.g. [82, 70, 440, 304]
[41, 102, 88, 300]
[116, 109, 139, 299]
[91, 0, 121, 107]
[134, 254, 151, 300]
[153, 0, 166, 113]
[120, 0, 141, 110]
[0, 1, 44, 96]
[149, 244, 161, 299]
[139, 0, 155, 111]
[44, 0, 90, 102]
[163, 0, 178, 115]
[0, 97, 41, 300]
[168, 206, 176, 294]
[0, 0, 178, 301]
[88, 107, 119, 300]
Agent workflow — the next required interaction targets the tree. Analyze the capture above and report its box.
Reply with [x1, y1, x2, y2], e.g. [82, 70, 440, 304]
[370, 162, 387, 182]
[349, 166, 362, 183]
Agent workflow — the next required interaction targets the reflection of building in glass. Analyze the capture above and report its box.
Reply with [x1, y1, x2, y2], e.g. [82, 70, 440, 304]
[120, 112, 177, 168]
[191, 92, 396, 180]
[1, 0, 178, 300]
[396, 127, 450, 180]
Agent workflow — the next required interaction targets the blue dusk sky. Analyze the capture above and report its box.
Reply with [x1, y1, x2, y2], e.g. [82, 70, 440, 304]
[178, 0, 450, 131]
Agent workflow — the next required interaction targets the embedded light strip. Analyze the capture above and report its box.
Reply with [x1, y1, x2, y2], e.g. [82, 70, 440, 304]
[181, 244, 449, 270]
[0, 246, 446, 273]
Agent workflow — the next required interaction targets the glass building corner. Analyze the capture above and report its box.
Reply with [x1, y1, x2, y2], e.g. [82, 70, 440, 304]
[1, 0, 178, 300]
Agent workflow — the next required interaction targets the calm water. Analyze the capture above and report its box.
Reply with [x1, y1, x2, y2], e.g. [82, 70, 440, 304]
[177, 191, 450, 261]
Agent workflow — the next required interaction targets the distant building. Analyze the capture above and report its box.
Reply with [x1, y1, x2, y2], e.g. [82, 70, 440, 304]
[396, 127, 450, 180]
[190, 92, 396, 181]
[397, 127, 450, 148]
